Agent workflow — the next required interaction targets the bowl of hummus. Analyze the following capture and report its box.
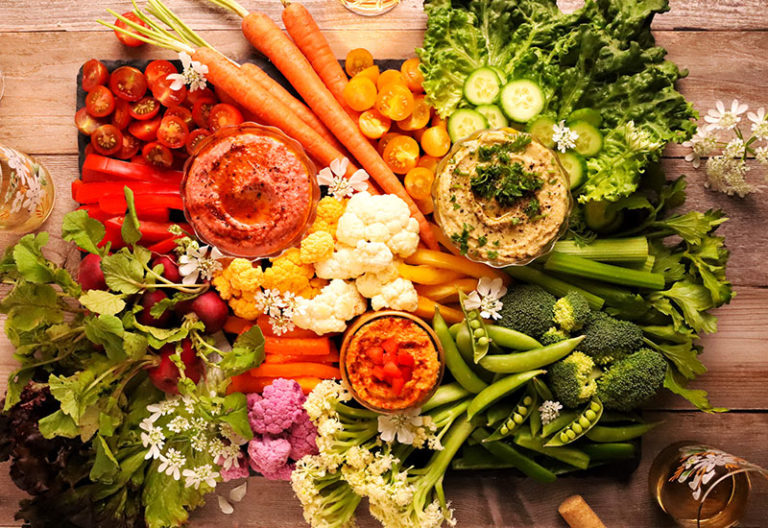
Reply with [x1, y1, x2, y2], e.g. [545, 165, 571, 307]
[432, 128, 571, 267]
[181, 122, 320, 259]
[340, 311, 444, 414]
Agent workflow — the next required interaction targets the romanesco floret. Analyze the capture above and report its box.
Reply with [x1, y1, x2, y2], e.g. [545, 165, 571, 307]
[553, 291, 591, 332]
[597, 348, 667, 411]
[300, 231, 335, 264]
[540, 327, 569, 346]
[293, 279, 367, 335]
[549, 351, 601, 408]
[497, 285, 556, 338]
[581, 312, 644, 365]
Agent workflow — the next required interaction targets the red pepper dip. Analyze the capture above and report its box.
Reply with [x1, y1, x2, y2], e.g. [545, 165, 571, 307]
[182, 123, 319, 258]
[342, 313, 443, 412]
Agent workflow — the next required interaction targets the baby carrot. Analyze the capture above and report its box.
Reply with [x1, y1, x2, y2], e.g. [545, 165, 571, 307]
[263, 335, 332, 356]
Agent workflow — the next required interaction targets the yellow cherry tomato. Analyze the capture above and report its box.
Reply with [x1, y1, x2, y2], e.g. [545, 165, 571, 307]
[377, 69, 407, 91]
[431, 114, 448, 128]
[397, 95, 431, 131]
[354, 65, 380, 84]
[383, 135, 420, 175]
[404, 167, 435, 200]
[417, 155, 440, 172]
[358, 109, 392, 139]
[376, 83, 415, 121]
[412, 127, 427, 143]
[378, 132, 402, 155]
[401, 57, 425, 93]
[345, 48, 374, 77]
[343, 76, 377, 112]
[421, 126, 451, 157]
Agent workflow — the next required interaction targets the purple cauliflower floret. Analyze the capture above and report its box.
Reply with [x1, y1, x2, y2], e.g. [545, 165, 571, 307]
[219, 452, 250, 482]
[247, 378, 306, 435]
[248, 434, 292, 481]
[285, 414, 319, 460]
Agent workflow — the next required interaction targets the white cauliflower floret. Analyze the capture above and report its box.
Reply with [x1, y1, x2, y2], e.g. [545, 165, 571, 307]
[355, 263, 418, 312]
[293, 279, 367, 335]
[314, 245, 361, 280]
[355, 263, 400, 298]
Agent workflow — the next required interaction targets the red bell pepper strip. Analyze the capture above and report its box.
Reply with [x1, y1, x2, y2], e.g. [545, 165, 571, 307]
[104, 217, 191, 243]
[74, 181, 180, 204]
[147, 237, 180, 254]
[81, 154, 183, 184]
[98, 193, 184, 215]
[78, 205, 115, 223]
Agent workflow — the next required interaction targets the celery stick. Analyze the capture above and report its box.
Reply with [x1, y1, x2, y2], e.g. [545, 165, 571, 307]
[503, 265, 605, 309]
[552, 237, 648, 263]
[544, 253, 665, 290]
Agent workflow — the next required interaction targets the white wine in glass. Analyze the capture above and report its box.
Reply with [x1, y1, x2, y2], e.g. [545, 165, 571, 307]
[0, 144, 55, 234]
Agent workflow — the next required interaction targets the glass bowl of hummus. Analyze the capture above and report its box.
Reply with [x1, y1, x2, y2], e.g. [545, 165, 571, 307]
[181, 122, 320, 259]
[339, 311, 445, 414]
[432, 128, 572, 268]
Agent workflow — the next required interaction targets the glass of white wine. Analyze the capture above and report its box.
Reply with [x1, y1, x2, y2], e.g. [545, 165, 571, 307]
[0, 144, 56, 234]
[649, 442, 768, 528]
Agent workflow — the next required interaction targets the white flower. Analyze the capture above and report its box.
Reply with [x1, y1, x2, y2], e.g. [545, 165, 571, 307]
[256, 290, 306, 335]
[182, 464, 219, 489]
[551, 120, 579, 153]
[756, 146, 768, 167]
[217, 495, 234, 515]
[158, 448, 186, 480]
[254, 288, 285, 317]
[167, 415, 190, 434]
[538, 400, 563, 425]
[166, 51, 209, 92]
[317, 157, 370, 200]
[139, 418, 166, 460]
[463, 276, 507, 320]
[704, 99, 748, 131]
[723, 137, 746, 159]
[682, 128, 718, 168]
[178, 244, 224, 285]
[229, 481, 248, 503]
[705, 155, 756, 197]
[748, 107, 768, 140]
[146, 398, 179, 422]
[377, 408, 427, 445]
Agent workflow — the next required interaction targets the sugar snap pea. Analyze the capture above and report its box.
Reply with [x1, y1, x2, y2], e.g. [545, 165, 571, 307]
[455, 324, 474, 365]
[545, 398, 604, 447]
[528, 378, 554, 437]
[485, 325, 542, 351]
[434, 308, 488, 394]
[472, 429, 557, 482]
[478, 336, 585, 373]
[585, 421, 660, 442]
[467, 370, 545, 420]
[449, 323, 461, 338]
[581, 442, 637, 461]
[422, 382, 472, 412]
[513, 429, 590, 470]
[452, 445, 518, 470]
[541, 410, 578, 437]
[485, 400, 515, 427]
[483, 384, 538, 442]
[458, 291, 491, 362]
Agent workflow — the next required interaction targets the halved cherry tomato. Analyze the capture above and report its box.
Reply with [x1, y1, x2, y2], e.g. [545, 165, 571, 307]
[343, 77, 377, 112]
[165, 106, 194, 129]
[404, 167, 434, 200]
[411, 127, 427, 143]
[345, 48, 374, 77]
[376, 83, 415, 121]
[354, 65, 380, 85]
[186, 129, 211, 156]
[85, 85, 115, 118]
[431, 114, 447, 128]
[129, 116, 162, 142]
[421, 126, 451, 157]
[157, 115, 189, 149]
[129, 97, 161, 121]
[358, 109, 391, 139]
[382, 135, 420, 175]
[401, 58, 425, 93]
[377, 70, 407, 91]
[111, 99, 132, 130]
[109, 66, 147, 102]
[417, 155, 440, 172]
[187, 87, 217, 106]
[114, 13, 149, 47]
[396, 95, 430, 131]
[152, 76, 187, 108]
[91, 124, 123, 156]
[75, 107, 106, 136]
[144, 60, 177, 90]
[142, 141, 174, 168]
[377, 132, 401, 155]
[117, 133, 141, 160]
[82, 59, 109, 93]
[192, 97, 217, 128]
[208, 103, 244, 132]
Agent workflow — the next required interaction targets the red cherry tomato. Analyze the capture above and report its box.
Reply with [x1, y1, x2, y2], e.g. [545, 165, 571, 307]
[91, 124, 123, 156]
[129, 116, 162, 142]
[186, 87, 217, 106]
[117, 133, 141, 160]
[157, 115, 189, 150]
[114, 13, 149, 48]
[192, 97, 217, 129]
[129, 97, 161, 121]
[185, 128, 211, 156]
[165, 106, 194, 129]
[208, 103, 244, 132]
[109, 66, 147, 102]
[111, 99, 132, 130]
[144, 60, 177, 90]
[75, 107, 106, 136]
[142, 141, 174, 168]
[81, 59, 109, 92]
[85, 85, 115, 118]
[152, 76, 187, 108]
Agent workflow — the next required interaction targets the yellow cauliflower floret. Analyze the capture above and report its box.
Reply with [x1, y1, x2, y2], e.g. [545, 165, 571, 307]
[212, 272, 234, 300]
[300, 231, 335, 264]
[213, 258, 264, 319]
[262, 248, 315, 293]
[229, 293, 261, 320]
[309, 196, 345, 236]
[228, 258, 263, 295]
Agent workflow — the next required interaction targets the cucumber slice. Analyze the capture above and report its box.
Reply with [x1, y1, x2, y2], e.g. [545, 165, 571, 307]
[490, 66, 508, 84]
[475, 104, 509, 129]
[500, 79, 545, 123]
[569, 120, 603, 157]
[568, 108, 602, 128]
[526, 115, 557, 149]
[463, 68, 502, 106]
[448, 109, 488, 142]
[556, 152, 587, 189]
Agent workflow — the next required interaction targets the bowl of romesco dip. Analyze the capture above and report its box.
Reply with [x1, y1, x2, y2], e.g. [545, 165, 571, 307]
[340, 311, 445, 414]
[181, 122, 320, 258]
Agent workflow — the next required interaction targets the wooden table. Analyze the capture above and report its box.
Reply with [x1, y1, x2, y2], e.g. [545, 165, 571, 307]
[1, 0, 767, 526]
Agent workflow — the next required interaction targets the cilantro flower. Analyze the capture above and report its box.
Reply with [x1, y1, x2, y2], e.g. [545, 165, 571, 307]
[723, 138, 746, 159]
[748, 107, 768, 140]
[682, 128, 718, 168]
[317, 157, 370, 200]
[704, 155, 755, 197]
[463, 276, 507, 320]
[182, 463, 219, 489]
[377, 408, 427, 445]
[538, 400, 563, 425]
[166, 51, 209, 92]
[139, 418, 166, 460]
[551, 120, 578, 153]
[147, 398, 179, 422]
[255, 289, 306, 336]
[756, 146, 768, 167]
[178, 243, 223, 285]
[704, 99, 748, 131]
[158, 448, 186, 480]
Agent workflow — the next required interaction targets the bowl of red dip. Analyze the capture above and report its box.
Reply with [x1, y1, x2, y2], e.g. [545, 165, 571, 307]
[181, 123, 320, 258]
[340, 311, 445, 413]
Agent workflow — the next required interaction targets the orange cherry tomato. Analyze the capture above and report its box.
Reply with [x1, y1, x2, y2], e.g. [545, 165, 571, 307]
[354, 65, 380, 85]
[377, 70, 407, 91]
[417, 155, 440, 172]
[376, 83, 415, 121]
[404, 167, 434, 200]
[358, 109, 391, 139]
[431, 114, 448, 128]
[383, 135, 420, 175]
[377, 132, 401, 155]
[401, 58, 425, 93]
[421, 126, 451, 157]
[396, 95, 430, 131]
[343, 77, 377, 112]
[345, 48, 374, 77]
[412, 127, 427, 143]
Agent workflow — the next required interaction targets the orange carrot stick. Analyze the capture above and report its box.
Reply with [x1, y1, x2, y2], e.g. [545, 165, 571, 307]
[256, 315, 320, 339]
[238, 13, 439, 250]
[224, 315, 255, 335]
[263, 335, 332, 356]
[264, 351, 340, 364]
[250, 362, 341, 379]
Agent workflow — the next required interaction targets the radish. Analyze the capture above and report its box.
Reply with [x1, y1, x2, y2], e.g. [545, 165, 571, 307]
[146, 340, 202, 394]
[151, 255, 181, 283]
[137, 290, 172, 327]
[189, 291, 229, 333]
[78, 253, 107, 291]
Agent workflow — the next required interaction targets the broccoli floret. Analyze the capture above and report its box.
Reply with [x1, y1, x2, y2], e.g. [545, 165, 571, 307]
[597, 348, 667, 411]
[498, 284, 556, 338]
[580, 312, 643, 365]
[549, 351, 601, 408]
[553, 291, 591, 332]
[540, 327, 569, 346]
